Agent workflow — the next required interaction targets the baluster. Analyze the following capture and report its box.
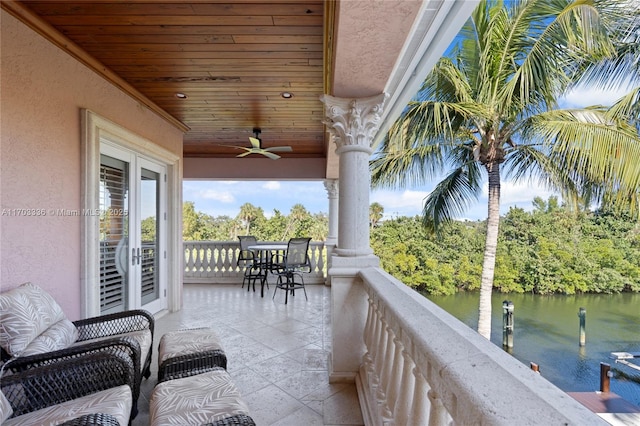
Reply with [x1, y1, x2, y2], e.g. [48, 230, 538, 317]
[363, 294, 375, 352]
[184, 245, 193, 275]
[232, 244, 239, 273]
[394, 346, 416, 425]
[189, 245, 196, 274]
[195, 243, 203, 275]
[203, 244, 214, 277]
[208, 244, 215, 274]
[201, 244, 209, 275]
[308, 244, 315, 273]
[225, 243, 230, 275]
[316, 244, 325, 275]
[217, 245, 224, 276]
[202, 246, 209, 275]
[379, 323, 397, 420]
[386, 333, 404, 417]
[374, 316, 389, 398]
[225, 243, 233, 274]
[412, 368, 430, 425]
[368, 301, 382, 386]
[427, 388, 450, 426]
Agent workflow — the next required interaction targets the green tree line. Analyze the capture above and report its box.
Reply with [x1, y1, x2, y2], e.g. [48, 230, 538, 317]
[179, 197, 639, 296]
[371, 197, 640, 296]
[182, 201, 328, 242]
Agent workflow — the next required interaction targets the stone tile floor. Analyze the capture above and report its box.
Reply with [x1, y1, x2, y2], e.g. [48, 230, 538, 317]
[133, 283, 364, 426]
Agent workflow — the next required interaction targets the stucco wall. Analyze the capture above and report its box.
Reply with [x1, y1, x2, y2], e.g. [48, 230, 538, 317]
[0, 11, 184, 319]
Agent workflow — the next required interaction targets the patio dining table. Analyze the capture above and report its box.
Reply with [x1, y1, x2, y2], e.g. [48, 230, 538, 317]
[247, 244, 288, 297]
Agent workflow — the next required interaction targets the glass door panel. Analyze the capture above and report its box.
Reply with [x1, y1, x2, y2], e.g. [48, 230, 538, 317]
[140, 167, 159, 306]
[99, 147, 166, 314]
[99, 155, 129, 314]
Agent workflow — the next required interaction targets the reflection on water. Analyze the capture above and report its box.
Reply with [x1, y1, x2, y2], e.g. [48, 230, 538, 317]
[425, 291, 640, 405]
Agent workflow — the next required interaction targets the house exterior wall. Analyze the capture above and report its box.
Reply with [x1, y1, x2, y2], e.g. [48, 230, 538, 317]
[0, 11, 184, 320]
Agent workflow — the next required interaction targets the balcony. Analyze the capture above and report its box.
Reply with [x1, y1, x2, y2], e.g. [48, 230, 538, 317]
[132, 242, 605, 425]
[135, 283, 360, 426]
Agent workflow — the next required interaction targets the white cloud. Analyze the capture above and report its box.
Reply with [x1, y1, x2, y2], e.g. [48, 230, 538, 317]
[262, 181, 281, 190]
[371, 189, 429, 218]
[561, 80, 636, 108]
[462, 181, 559, 220]
[485, 181, 557, 207]
[196, 189, 235, 203]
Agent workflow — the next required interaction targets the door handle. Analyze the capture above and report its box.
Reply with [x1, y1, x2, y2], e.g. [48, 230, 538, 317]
[131, 247, 141, 265]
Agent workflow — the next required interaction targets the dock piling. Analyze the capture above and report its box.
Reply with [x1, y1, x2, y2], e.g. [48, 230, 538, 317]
[579, 307, 586, 346]
[502, 300, 514, 349]
[600, 362, 611, 393]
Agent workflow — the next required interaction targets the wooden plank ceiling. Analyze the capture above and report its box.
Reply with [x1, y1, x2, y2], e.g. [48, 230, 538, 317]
[20, 1, 327, 159]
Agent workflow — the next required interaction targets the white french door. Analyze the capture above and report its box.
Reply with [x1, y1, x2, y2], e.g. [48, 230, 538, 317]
[99, 144, 167, 314]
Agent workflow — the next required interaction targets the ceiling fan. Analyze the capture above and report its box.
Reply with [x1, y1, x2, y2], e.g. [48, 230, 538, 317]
[233, 128, 292, 160]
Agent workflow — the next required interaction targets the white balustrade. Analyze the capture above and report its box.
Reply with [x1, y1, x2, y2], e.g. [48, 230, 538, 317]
[183, 241, 326, 284]
[358, 267, 605, 426]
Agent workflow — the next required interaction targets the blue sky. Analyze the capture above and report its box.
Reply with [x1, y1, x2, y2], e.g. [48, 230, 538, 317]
[183, 83, 634, 222]
[183, 179, 558, 221]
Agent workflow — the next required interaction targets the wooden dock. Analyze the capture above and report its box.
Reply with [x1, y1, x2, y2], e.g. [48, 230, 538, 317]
[568, 356, 640, 426]
[568, 391, 640, 425]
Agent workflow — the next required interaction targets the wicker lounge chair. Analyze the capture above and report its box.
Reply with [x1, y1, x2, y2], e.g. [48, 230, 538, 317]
[1, 345, 135, 425]
[0, 282, 154, 418]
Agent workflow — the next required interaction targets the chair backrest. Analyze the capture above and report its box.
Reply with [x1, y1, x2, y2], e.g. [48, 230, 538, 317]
[238, 235, 257, 251]
[285, 238, 311, 269]
[237, 236, 258, 264]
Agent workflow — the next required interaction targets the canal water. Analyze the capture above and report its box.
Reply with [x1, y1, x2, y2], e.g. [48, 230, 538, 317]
[425, 291, 640, 405]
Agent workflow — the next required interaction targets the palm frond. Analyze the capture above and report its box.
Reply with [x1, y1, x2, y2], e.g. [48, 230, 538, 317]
[500, 0, 623, 116]
[422, 163, 484, 234]
[573, 0, 640, 89]
[385, 99, 488, 149]
[371, 144, 447, 189]
[420, 59, 475, 104]
[502, 143, 581, 209]
[522, 108, 640, 203]
[606, 85, 640, 128]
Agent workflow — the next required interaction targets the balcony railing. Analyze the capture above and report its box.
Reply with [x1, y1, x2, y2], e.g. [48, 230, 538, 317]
[357, 268, 602, 425]
[183, 240, 326, 284]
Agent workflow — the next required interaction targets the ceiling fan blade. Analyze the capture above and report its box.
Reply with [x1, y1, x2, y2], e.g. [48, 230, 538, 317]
[249, 137, 261, 149]
[236, 151, 253, 158]
[264, 146, 293, 152]
[261, 151, 281, 160]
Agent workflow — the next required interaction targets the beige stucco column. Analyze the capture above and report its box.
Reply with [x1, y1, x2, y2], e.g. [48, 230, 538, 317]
[321, 93, 388, 382]
[323, 179, 338, 286]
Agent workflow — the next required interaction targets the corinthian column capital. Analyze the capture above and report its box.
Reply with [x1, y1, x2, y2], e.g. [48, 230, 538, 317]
[320, 93, 388, 153]
[323, 179, 339, 198]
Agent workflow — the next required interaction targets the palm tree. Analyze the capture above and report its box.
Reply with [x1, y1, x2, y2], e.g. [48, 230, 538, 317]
[282, 203, 310, 240]
[371, 0, 640, 339]
[237, 202, 261, 235]
[370, 202, 385, 228]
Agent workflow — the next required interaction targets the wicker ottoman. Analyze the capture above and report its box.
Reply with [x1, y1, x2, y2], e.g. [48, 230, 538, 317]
[157, 328, 227, 382]
[149, 368, 255, 426]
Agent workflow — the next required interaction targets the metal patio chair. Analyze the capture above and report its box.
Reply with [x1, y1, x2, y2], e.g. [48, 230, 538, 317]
[271, 238, 312, 304]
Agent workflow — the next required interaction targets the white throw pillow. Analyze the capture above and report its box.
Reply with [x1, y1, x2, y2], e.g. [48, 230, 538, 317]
[22, 319, 79, 356]
[0, 283, 68, 356]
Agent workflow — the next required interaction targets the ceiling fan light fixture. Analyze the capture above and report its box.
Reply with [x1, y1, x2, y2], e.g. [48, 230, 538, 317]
[175, 92, 188, 99]
[280, 92, 293, 99]
[232, 128, 293, 160]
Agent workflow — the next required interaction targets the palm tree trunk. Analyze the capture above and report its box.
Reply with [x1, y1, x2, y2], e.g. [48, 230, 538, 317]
[478, 164, 501, 339]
